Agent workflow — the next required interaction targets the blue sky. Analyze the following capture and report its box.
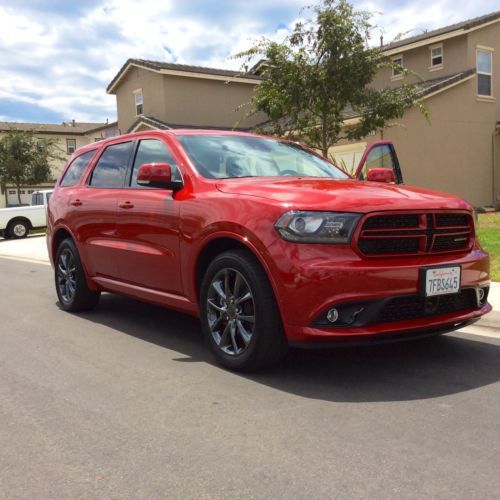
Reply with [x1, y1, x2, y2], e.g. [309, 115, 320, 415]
[0, 0, 498, 124]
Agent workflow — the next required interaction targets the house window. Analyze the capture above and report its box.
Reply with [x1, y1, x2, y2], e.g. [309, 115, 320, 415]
[477, 49, 493, 97]
[430, 44, 443, 68]
[391, 55, 404, 79]
[66, 138, 76, 155]
[134, 89, 143, 116]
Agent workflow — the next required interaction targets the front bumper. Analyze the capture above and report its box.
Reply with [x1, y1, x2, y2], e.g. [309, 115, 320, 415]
[267, 241, 491, 343]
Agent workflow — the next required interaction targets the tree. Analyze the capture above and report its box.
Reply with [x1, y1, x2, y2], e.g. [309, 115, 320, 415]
[237, 0, 427, 157]
[0, 128, 63, 205]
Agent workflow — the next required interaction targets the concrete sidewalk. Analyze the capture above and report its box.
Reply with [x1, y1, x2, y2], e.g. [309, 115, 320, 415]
[0, 234, 498, 335]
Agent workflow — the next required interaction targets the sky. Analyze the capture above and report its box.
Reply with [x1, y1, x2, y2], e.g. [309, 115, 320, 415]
[0, 0, 498, 125]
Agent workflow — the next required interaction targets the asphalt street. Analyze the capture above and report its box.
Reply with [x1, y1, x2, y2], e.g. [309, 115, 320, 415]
[0, 251, 499, 498]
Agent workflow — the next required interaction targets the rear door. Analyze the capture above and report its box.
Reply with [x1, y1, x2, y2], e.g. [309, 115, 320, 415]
[355, 141, 403, 184]
[115, 137, 183, 294]
[71, 141, 134, 279]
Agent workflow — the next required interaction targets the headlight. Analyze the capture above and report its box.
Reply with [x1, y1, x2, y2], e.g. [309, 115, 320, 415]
[275, 211, 361, 243]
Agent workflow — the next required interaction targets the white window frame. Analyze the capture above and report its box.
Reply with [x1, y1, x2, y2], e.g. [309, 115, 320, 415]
[429, 43, 443, 71]
[133, 88, 143, 116]
[476, 47, 494, 98]
[391, 55, 404, 81]
[66, 138, 76, 155]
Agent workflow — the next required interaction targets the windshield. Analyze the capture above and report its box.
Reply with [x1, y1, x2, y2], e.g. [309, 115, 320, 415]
[177, 135, 348, 180]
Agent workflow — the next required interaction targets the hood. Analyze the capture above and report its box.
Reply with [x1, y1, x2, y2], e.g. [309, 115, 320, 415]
[216, 177, 471, 212]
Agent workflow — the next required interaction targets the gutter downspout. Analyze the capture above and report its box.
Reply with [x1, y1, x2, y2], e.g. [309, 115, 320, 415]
[494, 123, 500, 209]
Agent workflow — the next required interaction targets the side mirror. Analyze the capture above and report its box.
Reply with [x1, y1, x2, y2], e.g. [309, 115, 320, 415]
[136, 163, 182, 190]
[366, 168, 396, 184]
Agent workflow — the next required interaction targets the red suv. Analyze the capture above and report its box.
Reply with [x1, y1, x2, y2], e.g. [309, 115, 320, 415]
[47, 130, 491, 370]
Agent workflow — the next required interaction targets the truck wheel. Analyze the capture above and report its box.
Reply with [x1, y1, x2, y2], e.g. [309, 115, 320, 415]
[8, 220, 29, 239]
[200, 249, 288, 371]
[55, 238, 100, 312]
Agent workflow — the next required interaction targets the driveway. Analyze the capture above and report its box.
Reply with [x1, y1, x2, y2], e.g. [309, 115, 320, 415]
[0, 239, 499, 498]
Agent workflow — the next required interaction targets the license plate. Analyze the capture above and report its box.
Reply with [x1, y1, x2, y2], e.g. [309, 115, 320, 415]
[423, 266, 461, 297]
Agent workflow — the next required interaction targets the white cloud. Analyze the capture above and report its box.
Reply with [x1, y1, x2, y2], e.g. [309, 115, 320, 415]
[0, 0, 497, 123]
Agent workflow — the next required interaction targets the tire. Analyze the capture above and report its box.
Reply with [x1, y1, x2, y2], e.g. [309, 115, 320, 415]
[8, 220, 29, 239]
[200, 249, 288, 371]
[55, 238, 100, 312]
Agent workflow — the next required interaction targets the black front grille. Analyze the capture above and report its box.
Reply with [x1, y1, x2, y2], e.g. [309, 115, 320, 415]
[432, 234, 469, 252]
[377, 289, 478, 323]
[363, 214, 420, 229]
[358, 237, 420, 254]
[435, 213, 469, 227]
[357, 211, 473, 257]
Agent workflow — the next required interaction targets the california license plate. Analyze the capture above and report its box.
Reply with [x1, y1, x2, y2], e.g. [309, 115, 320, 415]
[423, 266, 461, 297]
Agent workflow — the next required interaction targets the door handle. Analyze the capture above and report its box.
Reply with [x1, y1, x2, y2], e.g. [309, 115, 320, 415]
[70, 199, 82, 207]
[119, 201, 134, 209]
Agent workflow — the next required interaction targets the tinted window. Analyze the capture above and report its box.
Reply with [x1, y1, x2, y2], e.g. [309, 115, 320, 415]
[130, 139, 181, 188]
[89, 142, 132, 188]
[60, 150, 96, 187]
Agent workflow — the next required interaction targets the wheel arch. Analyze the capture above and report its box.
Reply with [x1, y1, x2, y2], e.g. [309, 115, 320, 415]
[51, 226, 75, 258]
[51, 226, 99, 291]
[194, 234, 281, 307]
[7, 216, 32, 230]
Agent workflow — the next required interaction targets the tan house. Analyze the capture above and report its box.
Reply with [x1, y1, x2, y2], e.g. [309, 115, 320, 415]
[106, 59, 265, 133]
[0, 120, 118, 207]
[107, 11, 500, 208]
[333, 9, 500, 209]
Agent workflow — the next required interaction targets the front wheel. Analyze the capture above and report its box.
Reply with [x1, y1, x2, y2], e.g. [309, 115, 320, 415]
[8, 220, 29, 239]
[200, 250, 288, 371]
[55, 238, 100, 312]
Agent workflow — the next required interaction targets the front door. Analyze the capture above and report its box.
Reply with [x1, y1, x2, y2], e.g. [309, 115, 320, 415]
[355, 141, 403, 184]
[115, 138, 183, 294]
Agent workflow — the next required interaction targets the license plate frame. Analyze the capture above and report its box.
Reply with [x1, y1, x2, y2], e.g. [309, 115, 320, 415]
[420, 265, 461, 297]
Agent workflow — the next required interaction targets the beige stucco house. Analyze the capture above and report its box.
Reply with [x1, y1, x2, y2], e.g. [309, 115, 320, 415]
[106, 11, 500, 208]
[106, 59, 265, 134]
[0, 120, 118, 207]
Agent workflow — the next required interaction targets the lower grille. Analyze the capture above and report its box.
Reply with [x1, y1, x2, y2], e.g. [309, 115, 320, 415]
[377, 289, 478, 323]
[313, 287, 487, 328]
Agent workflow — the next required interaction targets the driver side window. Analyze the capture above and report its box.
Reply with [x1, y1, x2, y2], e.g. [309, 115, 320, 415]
[130, 139, 181, 188]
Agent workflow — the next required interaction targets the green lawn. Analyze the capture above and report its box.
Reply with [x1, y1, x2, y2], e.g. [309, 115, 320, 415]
[477, 213, 500, 281]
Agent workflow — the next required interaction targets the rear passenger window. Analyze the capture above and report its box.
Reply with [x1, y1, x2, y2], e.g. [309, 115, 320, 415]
[32, 193, 43, 206]
[130, 139, 181, 188]
[89, 142, 133, 188]
[60, 150, 96, 187]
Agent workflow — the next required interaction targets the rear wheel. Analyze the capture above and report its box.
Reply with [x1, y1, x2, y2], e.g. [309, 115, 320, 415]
[200, 250, 287, 371]
[8, 220, 29, 239]
[55, 238, 100, 312]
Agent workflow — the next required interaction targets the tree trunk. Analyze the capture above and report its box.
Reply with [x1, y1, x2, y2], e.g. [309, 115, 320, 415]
[15, 180, 22, 205]
[321, 114, 328, 158]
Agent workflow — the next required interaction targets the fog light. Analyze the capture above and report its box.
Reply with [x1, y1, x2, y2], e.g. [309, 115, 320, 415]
[326, 308, 339, 323]
[478, 288, 486, 305]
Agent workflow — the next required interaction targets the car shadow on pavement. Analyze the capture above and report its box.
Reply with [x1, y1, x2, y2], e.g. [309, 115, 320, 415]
[81, 294, 500, 403]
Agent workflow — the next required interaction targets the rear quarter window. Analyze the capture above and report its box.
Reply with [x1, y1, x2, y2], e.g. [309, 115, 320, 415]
[60, 150, 97, 187]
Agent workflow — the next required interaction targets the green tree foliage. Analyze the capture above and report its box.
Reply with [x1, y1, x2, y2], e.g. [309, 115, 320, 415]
[0, 128, 63, 204]
[237, 0, 427, 157]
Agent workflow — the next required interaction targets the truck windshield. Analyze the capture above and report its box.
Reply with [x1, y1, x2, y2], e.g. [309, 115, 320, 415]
[177, 135, 348, 180]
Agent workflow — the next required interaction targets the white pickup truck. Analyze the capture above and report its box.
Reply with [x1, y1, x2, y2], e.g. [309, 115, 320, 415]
[0, 190, 53, 239]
